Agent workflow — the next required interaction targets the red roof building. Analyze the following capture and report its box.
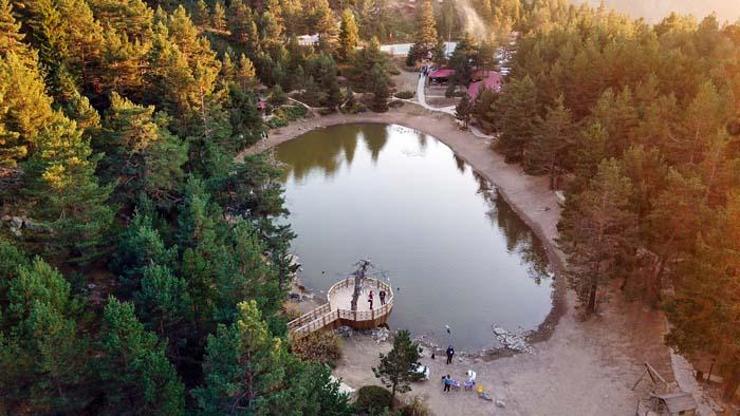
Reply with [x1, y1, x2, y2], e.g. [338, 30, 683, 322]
[428, 68, 455, 81]
[467, 71, 502, 100]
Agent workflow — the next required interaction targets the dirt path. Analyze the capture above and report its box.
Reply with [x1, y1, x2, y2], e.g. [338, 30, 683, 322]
[239, 105, 676, 415]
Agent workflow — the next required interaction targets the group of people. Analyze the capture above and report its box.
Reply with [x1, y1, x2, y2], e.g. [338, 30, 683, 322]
[366, 290, 387, 310]
[441, 370, 477, 393]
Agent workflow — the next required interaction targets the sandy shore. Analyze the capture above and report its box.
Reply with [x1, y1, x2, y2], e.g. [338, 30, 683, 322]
[240, 104, 675, 415]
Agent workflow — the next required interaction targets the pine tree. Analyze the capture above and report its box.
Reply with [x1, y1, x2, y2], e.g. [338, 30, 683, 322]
[372, 329, 422, 401]
[237, 53, 257, 90]
[0, 0, 37, 66]
[0, 52, 55, 167]
[212, 0, 227, 31]
[195, 0, 210, 27]
[559, 159, 637, 315]
[370, 64, 389, 112]
[314, 0, 338, 53]
[112, 211, 177, 297]
[22, 115, 114, 265]
[98, 297, 185, 415]
[526, 95, 575, 189]
[665, 193, 740, 399]
[338, 8, 358, 61]
[494, 75, 538, 162]
[455, 93, 473, 129]
[0, 257, 90, 414]
[410, 0, 438, 62]
[193, 300, 290, 414]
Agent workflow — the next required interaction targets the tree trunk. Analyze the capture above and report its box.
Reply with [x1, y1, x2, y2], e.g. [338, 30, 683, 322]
[723, 369, 740, 400]
[587, 280, 597, 315]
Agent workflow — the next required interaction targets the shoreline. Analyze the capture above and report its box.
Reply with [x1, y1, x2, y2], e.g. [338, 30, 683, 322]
[242, 104, 678, 415]
[241, 104, 568, 351]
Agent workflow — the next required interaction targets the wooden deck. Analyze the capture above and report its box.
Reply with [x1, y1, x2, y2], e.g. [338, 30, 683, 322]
[288, 277, 394, 338]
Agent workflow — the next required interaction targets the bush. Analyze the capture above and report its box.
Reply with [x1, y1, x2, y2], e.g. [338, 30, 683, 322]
[388, 66, 401, 76]
[388, 100, 404, 108]
[394, 91, 414, 99]
[291, 330, 342, 366]
[400, 397, 430, 416]
[355, 385, 393, 414]
[282, 105, 308, 121]
[266, 115, 288, 129]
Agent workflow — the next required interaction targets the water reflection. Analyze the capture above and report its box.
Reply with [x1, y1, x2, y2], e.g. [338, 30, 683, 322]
[276, 123, 552, 350]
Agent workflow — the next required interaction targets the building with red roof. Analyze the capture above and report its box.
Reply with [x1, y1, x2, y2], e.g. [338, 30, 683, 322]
[428, 68, 455, 83]
[467, 71, 503, 100]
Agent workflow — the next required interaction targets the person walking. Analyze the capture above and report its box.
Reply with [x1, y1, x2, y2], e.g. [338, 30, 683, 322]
[443, 375, 452, 392]
[368, 290, 374, 309]
[379, 290, 386, 305]
[446, 345, 455, 365]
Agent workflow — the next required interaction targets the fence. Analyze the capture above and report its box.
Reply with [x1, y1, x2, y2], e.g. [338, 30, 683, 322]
[288, 277, 394, 338]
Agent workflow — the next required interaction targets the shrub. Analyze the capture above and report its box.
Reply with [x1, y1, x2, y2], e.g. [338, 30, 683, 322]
[394, 91, 414, 99]
[291, 330, 342, 366]
[388, 100, 404, 108]
[266, 116, 288, 128]
[388, 66, 401, 75]
[282, 105, 308, 121]
[400, 397, 430, 416]
[355, 385, 393, 414]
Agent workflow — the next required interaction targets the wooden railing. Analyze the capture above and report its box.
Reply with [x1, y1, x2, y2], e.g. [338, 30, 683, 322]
[287, 302, 331, 331]
[288, 277, 394, 338]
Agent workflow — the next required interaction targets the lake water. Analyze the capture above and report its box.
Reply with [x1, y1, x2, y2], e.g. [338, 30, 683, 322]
[276, 123, 553, 351]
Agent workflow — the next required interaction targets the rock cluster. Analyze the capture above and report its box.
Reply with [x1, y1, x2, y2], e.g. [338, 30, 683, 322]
[1, 215, 45, 237]
[335, 325, 354, 338]
[368, 327, 390, 343]
[492, 325, 532, 353]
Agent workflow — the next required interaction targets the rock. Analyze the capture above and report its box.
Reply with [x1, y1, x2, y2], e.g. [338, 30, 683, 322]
[10, 216, 23, 228]
[369, 327, 390, 343]
[495, 400, 506, 408]
[492, 326, 507, 336]
[491, 324, 533, 353]
[335, 325, 353, 338]
[288, 293, 301, 300]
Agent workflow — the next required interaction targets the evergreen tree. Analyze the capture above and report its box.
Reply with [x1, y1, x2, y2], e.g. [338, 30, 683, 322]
[22, 115, 114, 265]
[455, 93, 473, 129]
[313, 0, 338, 53]
[212, 0, 226, 31]
[410, 0, 437, 62]
[98, 297, 185, 415]
[494, 75, 538, 162]
[526, 95, 575, 189]
[370, 64, 389, 112]
[237, 53, 257, 90]
[0, 52, 55, 167]
[372, 329, 422, 401]
[194, 0, 209, 27]
[665, 193, 740, 399]
[0, 257, 90, 414]
[195, 300, 351, 415]
[559, 160, 637, 314]
[338, 8, 358, 61]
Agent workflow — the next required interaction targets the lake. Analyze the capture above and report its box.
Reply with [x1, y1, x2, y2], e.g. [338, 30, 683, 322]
[276, 123, 553, 351]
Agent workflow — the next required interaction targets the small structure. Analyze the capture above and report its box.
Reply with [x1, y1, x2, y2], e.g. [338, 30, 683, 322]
[428, 68, 455, 84]
[467, 71, 503, 100]
[636, 392, 697, 416]
[297, 34, 319, 46]
[287, 277, 394, 338]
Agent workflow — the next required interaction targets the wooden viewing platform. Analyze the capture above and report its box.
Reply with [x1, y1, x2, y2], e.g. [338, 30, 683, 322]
[288, 277, 394, 338]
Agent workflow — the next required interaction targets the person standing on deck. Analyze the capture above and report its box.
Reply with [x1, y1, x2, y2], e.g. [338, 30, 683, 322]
[379, 290, 386, 305]
[446, 345, 455, 365]
[368, 290, 374, 309]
